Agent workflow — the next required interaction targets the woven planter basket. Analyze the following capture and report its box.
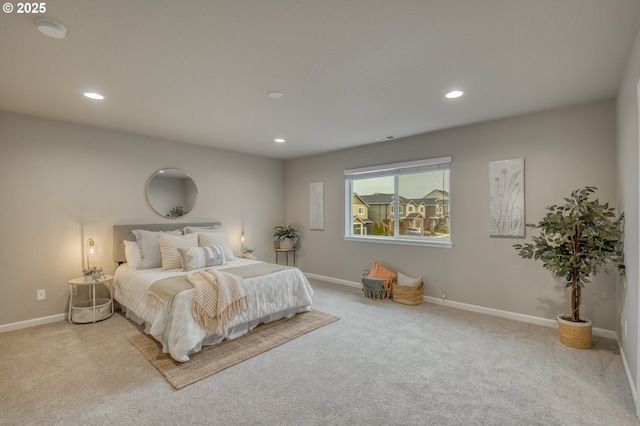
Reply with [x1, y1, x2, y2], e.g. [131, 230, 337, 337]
[392, 282, 424, 305]
[557, 315, 592, 349]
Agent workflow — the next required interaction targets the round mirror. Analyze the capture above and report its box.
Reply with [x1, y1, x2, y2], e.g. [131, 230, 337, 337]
[146, 168, 198, 218]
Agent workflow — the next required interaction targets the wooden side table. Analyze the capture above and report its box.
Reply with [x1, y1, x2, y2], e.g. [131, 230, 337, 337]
[68, 275, 114, 324]
[275, 247, 296, 266]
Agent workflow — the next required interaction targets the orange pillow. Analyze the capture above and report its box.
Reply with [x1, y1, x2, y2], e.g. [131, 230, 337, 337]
[368, 261, 397, 288]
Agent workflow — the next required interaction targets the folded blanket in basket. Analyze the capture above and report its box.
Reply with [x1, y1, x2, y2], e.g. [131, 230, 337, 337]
[362, 277, 388, 298]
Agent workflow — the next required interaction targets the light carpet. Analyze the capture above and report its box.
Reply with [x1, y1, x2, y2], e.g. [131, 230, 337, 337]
[128, 309, 339, 389]
[1, 279, 638, 425]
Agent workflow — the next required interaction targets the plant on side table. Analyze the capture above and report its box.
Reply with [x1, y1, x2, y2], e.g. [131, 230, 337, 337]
[242, 247, 256, 259]
[513, 187, 625, 349]
[274, 225, 299, 249]
[82, 266, 104, 282]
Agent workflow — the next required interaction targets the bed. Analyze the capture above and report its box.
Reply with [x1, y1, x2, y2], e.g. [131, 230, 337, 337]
[112, 222, 314, 362]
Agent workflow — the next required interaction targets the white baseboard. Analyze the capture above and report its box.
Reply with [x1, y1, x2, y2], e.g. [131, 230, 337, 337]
[0, 313, 66, 333]
[618, 341, 639, 416]
[304, 272, 617, 340]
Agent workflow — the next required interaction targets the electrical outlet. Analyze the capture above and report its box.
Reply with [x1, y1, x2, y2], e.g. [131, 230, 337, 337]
[624, 321, 628, 338]
[71, 285, 77, 296]
[36, 289, 45, 300]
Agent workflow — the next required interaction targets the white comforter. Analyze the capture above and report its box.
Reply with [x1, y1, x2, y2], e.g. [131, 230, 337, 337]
[113, 259, 314, 362]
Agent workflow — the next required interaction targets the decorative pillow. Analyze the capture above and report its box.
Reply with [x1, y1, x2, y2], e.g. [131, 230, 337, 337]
[124, 240, 143, 270]
[132, 229, 182, 269]
[177, 244, 225, 271]
[397, 271, 422, 288]
[196, 230, 236, 261]
[368, 261, 397, 288]
[158, 232, 198, 270]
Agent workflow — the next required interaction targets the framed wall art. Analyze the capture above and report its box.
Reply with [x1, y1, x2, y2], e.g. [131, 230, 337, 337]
[310, 181, 324, 230]
[489, 158, 525, 237]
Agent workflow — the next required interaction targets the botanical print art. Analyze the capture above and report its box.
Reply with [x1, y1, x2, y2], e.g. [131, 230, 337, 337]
[489, 158, 524, 237]
[310, 181, 324, 230]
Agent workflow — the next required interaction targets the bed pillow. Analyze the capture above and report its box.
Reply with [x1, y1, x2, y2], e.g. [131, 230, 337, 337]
[368, 261, 397, 288]
[124, 240, 143, 270]
[132, 229, 182, 269]
[190, 229, 236, 261]
[183, 226, 220, 234]
[397, 271, 422, 288]
[158, 232, 198, 270]
[177, 244, 225, 271]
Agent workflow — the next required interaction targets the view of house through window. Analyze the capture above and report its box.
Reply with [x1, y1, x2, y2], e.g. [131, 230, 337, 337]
[345, 157, 450, 244]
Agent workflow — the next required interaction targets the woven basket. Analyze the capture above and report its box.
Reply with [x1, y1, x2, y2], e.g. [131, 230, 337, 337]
[557, 315, 592, 349]
[361, 273, 393, 300]
[392, 282, 423, 305]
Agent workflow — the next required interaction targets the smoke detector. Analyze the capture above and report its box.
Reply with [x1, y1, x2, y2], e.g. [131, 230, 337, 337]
[36, 18, 67, 39]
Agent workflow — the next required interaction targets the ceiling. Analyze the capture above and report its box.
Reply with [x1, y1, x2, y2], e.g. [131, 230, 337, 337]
[1, 1, 640, 160]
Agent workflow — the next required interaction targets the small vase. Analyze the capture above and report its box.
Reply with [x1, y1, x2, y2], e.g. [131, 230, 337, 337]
[84, 275, 93, 282]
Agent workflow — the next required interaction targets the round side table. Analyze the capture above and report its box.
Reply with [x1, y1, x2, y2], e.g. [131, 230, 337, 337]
[67, 275, 114, 324]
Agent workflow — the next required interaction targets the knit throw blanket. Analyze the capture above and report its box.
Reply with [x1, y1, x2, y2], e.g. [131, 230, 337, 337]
[187, 268, 249, 337]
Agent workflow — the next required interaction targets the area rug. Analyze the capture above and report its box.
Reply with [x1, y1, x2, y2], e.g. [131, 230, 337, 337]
[128, 309, 340, 389]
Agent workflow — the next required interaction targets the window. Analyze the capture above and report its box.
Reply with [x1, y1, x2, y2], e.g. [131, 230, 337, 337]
[344, 157, 451, 246]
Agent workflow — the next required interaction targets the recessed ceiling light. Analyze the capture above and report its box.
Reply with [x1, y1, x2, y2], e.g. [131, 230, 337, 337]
[36, 18, 67, 39]
[274, 138, 286, 143]
[445, 90, 464, 99]
[268, 91, 284, 99]
[84, 92, 104, 100]
[376, 136, 397, 142]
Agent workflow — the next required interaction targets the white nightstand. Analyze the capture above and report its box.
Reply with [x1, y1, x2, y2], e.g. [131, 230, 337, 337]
[68, 275, 114, 324]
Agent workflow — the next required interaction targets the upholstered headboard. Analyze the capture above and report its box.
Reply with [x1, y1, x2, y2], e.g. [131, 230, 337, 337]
[113, 221, 222, 264]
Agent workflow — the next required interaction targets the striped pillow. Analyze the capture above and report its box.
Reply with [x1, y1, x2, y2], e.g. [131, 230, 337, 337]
[197, 231, 236, 261]
[177, 245, 225, 271]
[132, 229, 182, 269]
[158, 232, 198, 270]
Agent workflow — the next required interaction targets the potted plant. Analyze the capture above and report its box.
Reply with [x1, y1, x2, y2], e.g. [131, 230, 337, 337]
[168, 205, 184, 217]
[513, 187, 624, 349]
[242, 247, 256, 259]
[274, 225, 299, 249]
[82, 266, 104, 282]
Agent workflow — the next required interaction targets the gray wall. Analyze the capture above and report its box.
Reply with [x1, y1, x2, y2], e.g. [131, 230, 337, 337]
[0, 111, 284, 326]
[617, 27, 640, 414]
[285, 100, 619, 330]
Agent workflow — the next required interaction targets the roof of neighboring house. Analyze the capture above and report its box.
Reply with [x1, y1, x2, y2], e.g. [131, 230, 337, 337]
[424, 189, 450, 199]
[405, 213, 424, 219]
[423, 197, 450, 206]
[352, 193, 370, 206]
[359, 192, 449, 206]
[352, 216, 373, 224]
[359, 193, 394, 205]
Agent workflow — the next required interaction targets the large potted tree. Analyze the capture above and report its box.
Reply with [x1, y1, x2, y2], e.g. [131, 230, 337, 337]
[513, 187, 624, 349]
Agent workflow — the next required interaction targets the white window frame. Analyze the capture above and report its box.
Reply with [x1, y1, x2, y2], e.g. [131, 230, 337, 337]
[344, 156, 452, 248]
